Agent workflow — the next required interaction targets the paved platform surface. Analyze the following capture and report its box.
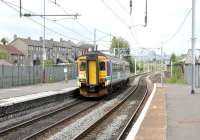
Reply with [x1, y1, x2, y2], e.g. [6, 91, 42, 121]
[134, 84, 200, 140]
[166, 84, 200, 140]
[0, 80, 77, 100]
[135, 85, 166, 140]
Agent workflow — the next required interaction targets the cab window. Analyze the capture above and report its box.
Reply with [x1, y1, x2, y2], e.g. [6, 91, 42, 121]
[99, 62, 105, 71]
[80, 62, 86, 71]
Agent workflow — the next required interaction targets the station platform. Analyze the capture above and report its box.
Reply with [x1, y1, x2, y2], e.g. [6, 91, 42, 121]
[0, 80, 78, 106]
[127, 84, 200, 140]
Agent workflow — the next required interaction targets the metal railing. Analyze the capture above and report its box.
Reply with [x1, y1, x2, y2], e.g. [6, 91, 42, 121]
[0, 64, 75, 88]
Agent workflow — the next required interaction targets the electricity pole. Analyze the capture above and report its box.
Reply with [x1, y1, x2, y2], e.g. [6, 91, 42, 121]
[20, 0, 80, 82]
[161, 43, 163, 87]
[135, 58, 137, 75]
[171, 61, 173, 77]
[94, 28, 97, 51]
[118, 39, 120, 58]
[191, 0, 196, 94]
[43, 0, 46, 70]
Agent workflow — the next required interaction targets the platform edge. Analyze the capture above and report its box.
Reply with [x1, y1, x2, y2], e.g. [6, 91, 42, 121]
[125, 83, 157, 140]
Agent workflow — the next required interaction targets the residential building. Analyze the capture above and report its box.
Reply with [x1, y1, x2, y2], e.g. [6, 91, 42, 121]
[0, 44, 24, 65]
[10, 35, 94, 65]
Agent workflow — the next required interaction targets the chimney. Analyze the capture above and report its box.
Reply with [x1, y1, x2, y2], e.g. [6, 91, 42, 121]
[60, 38, 63, 42]
[13, 34, 17, 40]
[39, 37, 43, 41]
[28, 37, 31, 40]
[50, 38, 53, 41]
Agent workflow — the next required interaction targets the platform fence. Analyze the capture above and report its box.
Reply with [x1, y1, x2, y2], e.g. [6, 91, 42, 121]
[0, 64, 75, 88]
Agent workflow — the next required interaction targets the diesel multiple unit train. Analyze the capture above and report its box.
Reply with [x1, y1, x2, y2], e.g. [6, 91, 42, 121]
[76, 51, 130, 97]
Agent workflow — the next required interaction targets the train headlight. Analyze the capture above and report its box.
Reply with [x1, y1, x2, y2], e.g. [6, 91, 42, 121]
[77, 81, 81, 87]
[79, 79, 86, 83]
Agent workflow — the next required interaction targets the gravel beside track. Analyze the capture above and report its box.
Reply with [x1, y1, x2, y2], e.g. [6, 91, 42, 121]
[46, 75, 148, 140]
[0, 73, 156, 140]
[0, 91, 78, 122]
[78, 78, 149, 140]
[0, 99, 98, 140]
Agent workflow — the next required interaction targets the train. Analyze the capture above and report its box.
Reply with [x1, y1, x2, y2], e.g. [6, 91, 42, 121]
[76, 51, 130, 97]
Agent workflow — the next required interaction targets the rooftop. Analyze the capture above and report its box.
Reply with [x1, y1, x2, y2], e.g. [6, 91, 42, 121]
[0, 44, 24, 56]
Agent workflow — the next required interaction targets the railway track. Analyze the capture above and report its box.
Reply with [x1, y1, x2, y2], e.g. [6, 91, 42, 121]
[0, 74, 151, 140]
[71, 76, 149, 140]
[0, 99, 99, 140]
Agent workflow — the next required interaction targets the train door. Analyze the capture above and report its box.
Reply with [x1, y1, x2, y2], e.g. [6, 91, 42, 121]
[88, 60, 97, 85]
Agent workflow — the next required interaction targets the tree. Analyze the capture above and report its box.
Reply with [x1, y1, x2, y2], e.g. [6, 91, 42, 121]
[170, 53, 177, 63]
[0, 49, 10, 59]
[110, 37, 129, 50]
[1, 38, 8, 45]
[110, 36, 130, 57]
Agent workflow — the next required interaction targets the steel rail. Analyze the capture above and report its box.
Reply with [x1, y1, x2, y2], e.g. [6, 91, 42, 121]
[72, 75, 147, 140]
[23, 101, 100, 140]
[0, 99, 84, 136]
[116, 78, 149, 140]
[15, 73, 148, 140]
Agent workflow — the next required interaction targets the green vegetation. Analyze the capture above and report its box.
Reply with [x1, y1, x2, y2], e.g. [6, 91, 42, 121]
[110, 36, 137, 73]
[165, 53, 185, 84]
[0, 49, 10, 59]
[127, 56, 134, 73]
[44, 59, 54, 66]
[110, 36, 130, 56]
[1, 38, 8, 45]
[110, 37, 129, 50]
[165, 76, 185, 84]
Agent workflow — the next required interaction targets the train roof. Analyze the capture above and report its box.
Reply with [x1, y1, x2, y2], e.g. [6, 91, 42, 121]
[77, 51, 129, 64]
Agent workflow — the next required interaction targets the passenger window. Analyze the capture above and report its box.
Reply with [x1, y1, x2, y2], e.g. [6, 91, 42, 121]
[80, 62, 86, 71]
[99, 62, 105, 71]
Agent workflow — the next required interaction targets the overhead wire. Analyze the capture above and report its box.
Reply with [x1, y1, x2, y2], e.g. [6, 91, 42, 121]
[48, 0, 78, 14]
[101, 0, 139, 44]
[0, 0, 90, 42]
[2, 0, 129, 47]
[47, 0, 115, 43]
[117, 0, 140, 44]
[164, 8, 192, 43]
[48, 0, 116, 44]
[116, 0, 129, 14]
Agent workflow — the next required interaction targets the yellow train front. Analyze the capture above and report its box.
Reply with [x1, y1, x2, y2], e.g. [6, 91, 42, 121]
[76, 51, 130, 97]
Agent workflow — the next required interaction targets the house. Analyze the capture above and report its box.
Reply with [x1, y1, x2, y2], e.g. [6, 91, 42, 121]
[184, 49, 200, 64]
[0, 44, 24, 65]
[10, 35, 94, 66]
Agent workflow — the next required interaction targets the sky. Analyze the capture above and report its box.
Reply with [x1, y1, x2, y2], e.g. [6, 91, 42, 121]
[0, 0, 199, 56]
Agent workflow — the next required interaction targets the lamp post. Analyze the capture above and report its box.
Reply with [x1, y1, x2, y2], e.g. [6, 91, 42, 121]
[134, 58, 137, 75]
[191, 0, 196, 94]
[43, 0, 46, 71]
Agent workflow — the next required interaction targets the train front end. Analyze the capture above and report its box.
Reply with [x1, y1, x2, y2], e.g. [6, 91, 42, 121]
[76, 52, 110, 97]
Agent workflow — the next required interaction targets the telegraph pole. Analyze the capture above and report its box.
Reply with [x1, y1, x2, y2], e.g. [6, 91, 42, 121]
[161, 43, 163, 87]
[94, 28, 97, 51]
[20, 0, 80, 82]
[118, 39, 120, 58]
[191, 0, 196, 94]
[171, 61, 173, 77]
[43, 0, 46, 71]
[135, 58, 137, 75]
